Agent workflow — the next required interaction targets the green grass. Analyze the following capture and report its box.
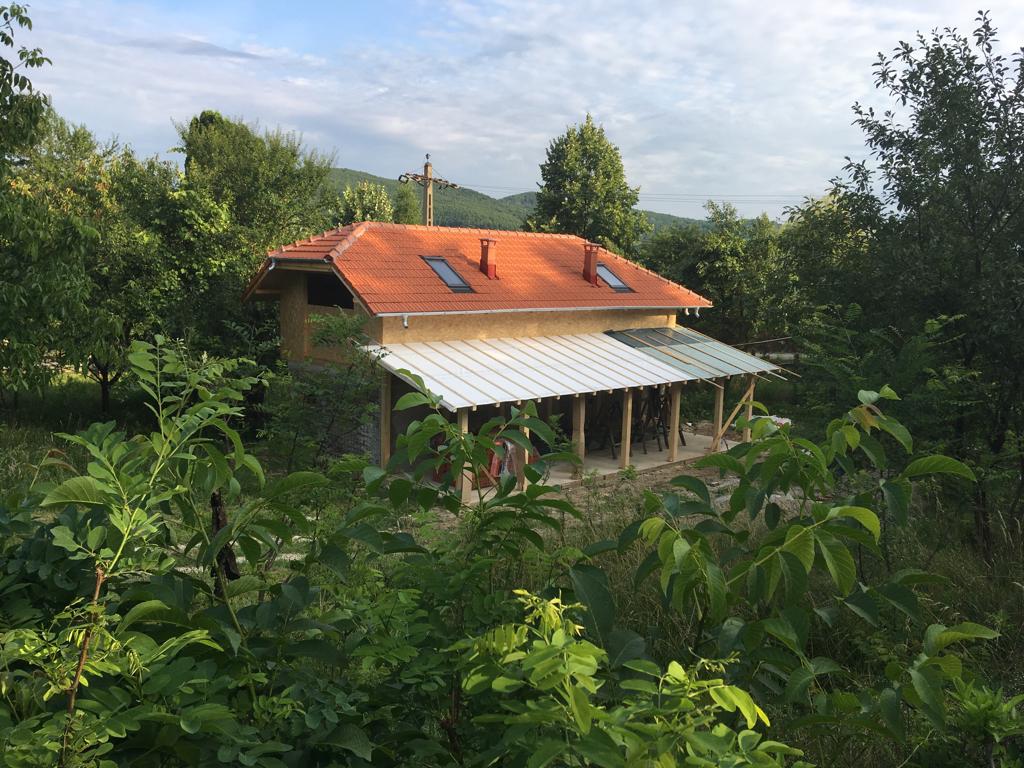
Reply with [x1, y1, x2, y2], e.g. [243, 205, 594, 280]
[0, 374, 150, 490]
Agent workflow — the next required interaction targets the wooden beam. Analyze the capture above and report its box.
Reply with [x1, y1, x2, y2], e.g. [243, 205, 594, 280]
[456, 407, 473, 503]
[743, 374, 756, 442]
[619, 389, 633, 469]
[711, 382, 725, 452]
[516, 427, 530, 490]
[572, 394, 586, 478]
[712, 377, 757, 451]
[379, 373, 392, 467]
[668, 382, 682, 462]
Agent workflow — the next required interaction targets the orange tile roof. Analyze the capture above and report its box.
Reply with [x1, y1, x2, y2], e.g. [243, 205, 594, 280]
[245, 222, 712, 316]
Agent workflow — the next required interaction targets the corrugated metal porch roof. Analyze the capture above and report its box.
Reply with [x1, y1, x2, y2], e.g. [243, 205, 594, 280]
[368, 332, 695, 411]
[369, 327, 781, 412]
[607, 327, 783, 381]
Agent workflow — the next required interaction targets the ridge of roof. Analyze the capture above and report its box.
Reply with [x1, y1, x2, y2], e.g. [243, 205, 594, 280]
[341, 221, 582, 239]
[326, 221, 371, 261]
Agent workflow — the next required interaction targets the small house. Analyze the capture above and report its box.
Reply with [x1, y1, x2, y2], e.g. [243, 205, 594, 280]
[244, 222, 781, 492]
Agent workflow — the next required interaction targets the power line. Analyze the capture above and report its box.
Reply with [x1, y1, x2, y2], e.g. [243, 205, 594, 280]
[639, 193, 807, 200]
[455, 181, 811, 203]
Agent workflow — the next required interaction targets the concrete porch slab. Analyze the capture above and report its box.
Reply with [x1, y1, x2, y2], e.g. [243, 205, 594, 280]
[544, 430, 718, 487]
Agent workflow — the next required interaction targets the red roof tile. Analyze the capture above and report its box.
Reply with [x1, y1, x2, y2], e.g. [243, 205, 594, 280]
[245, 222, 711, 315]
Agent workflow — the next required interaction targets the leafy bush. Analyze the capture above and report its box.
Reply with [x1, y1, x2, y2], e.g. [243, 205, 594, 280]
[458, 590, 806, 767]
[0, 343, 1014, 766]
[556, 387, 1020, 765]
[260, 313, 379, 472]
[0, 342, 799, 766]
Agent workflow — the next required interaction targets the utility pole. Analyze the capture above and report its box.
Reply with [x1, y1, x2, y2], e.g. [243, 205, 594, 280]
[399, 154, 459, 226]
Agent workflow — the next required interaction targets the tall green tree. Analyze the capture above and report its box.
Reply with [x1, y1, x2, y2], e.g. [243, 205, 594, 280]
[13, 113, 232, 411]
[174, 111, 339, 357]
[640, 205, 794, 342]
[339, 180, 393, 225]
[392, 182, 421, 224]
[177, 110, 338, 256]
[786, 12, 1024, 553]
[700, 203, 793, 342]
[850, 13, 1024, 458]
[779, 194, 878, 313]
[15, 114, 127, 410]
[0, 2, 47, 163]
[638, 221, 706, 287]
[800, 14, 1024, 452]
[0, 5, 92, 396]
[529, 114, 650, 254]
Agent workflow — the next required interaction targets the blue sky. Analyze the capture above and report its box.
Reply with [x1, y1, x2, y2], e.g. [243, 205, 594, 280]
[26, 0, 1024, 219]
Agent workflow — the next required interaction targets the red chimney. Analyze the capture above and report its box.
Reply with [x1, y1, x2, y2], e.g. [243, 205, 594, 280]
[480, 238, 498, 279]
[583, 242, 600, 285]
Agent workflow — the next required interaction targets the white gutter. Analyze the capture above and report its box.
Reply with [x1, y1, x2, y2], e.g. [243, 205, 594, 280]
[269, 256, 333, 265]
[374, 305, 708, 317]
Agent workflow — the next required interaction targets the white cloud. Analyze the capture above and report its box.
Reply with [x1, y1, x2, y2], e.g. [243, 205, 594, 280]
[23, 0, 1024, 218]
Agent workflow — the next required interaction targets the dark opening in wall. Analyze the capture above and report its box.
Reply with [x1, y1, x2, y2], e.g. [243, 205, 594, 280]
[307, 273, 354, 308]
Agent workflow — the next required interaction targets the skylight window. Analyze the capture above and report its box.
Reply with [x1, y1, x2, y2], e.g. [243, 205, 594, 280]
[596, 263, 632, 292]
[423, 256, 473, 293]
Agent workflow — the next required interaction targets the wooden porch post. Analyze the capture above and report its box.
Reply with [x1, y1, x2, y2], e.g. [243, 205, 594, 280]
[743, 374, 756, 443]
[572, 394, 586, 477]
[516, 427, 530, 490]
[619, 389, 633, 469]
[456, 407, 474, 503]
[711, 381, 725, 452]
[668, 382, 682, 462]
[379, 373, 391, 467]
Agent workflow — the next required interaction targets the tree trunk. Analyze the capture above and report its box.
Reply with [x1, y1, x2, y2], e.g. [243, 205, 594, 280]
[99, 375, 111, 415]
[61, 566, 106, 766]
[211, 491, 241, 597]
[90, 356, 113, 415]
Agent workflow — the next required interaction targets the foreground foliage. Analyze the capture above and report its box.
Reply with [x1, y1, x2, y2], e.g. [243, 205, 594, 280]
[0, 342, 801, 766]
[0, 340, 1018, 766]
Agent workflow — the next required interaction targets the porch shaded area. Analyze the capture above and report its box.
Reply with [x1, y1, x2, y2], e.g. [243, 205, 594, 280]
[546, 431, 717, 485]
[369, 327, 783, 497]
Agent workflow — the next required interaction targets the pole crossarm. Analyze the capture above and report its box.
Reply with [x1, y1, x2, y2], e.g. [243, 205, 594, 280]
[399, 155, 460, 226]
[399, 171, 459, 190]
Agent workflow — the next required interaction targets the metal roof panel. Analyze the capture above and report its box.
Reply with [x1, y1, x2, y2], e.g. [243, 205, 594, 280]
[607, 327, 784, 381]
[368, 328, 782, 412]
[368, 332, 687, 411]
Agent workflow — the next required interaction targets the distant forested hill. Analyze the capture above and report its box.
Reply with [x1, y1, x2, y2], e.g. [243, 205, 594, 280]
[328, 168, 526, 229]
[328, 168, 704, 232]
[498, 191, 706, 233]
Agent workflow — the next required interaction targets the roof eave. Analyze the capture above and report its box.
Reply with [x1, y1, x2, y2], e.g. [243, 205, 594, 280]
[371, 303, 712, 318]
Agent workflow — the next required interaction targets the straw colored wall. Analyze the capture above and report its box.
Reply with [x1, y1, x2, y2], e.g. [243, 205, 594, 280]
[279, 274, 308, 360]
[377, 308, 676, 343]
